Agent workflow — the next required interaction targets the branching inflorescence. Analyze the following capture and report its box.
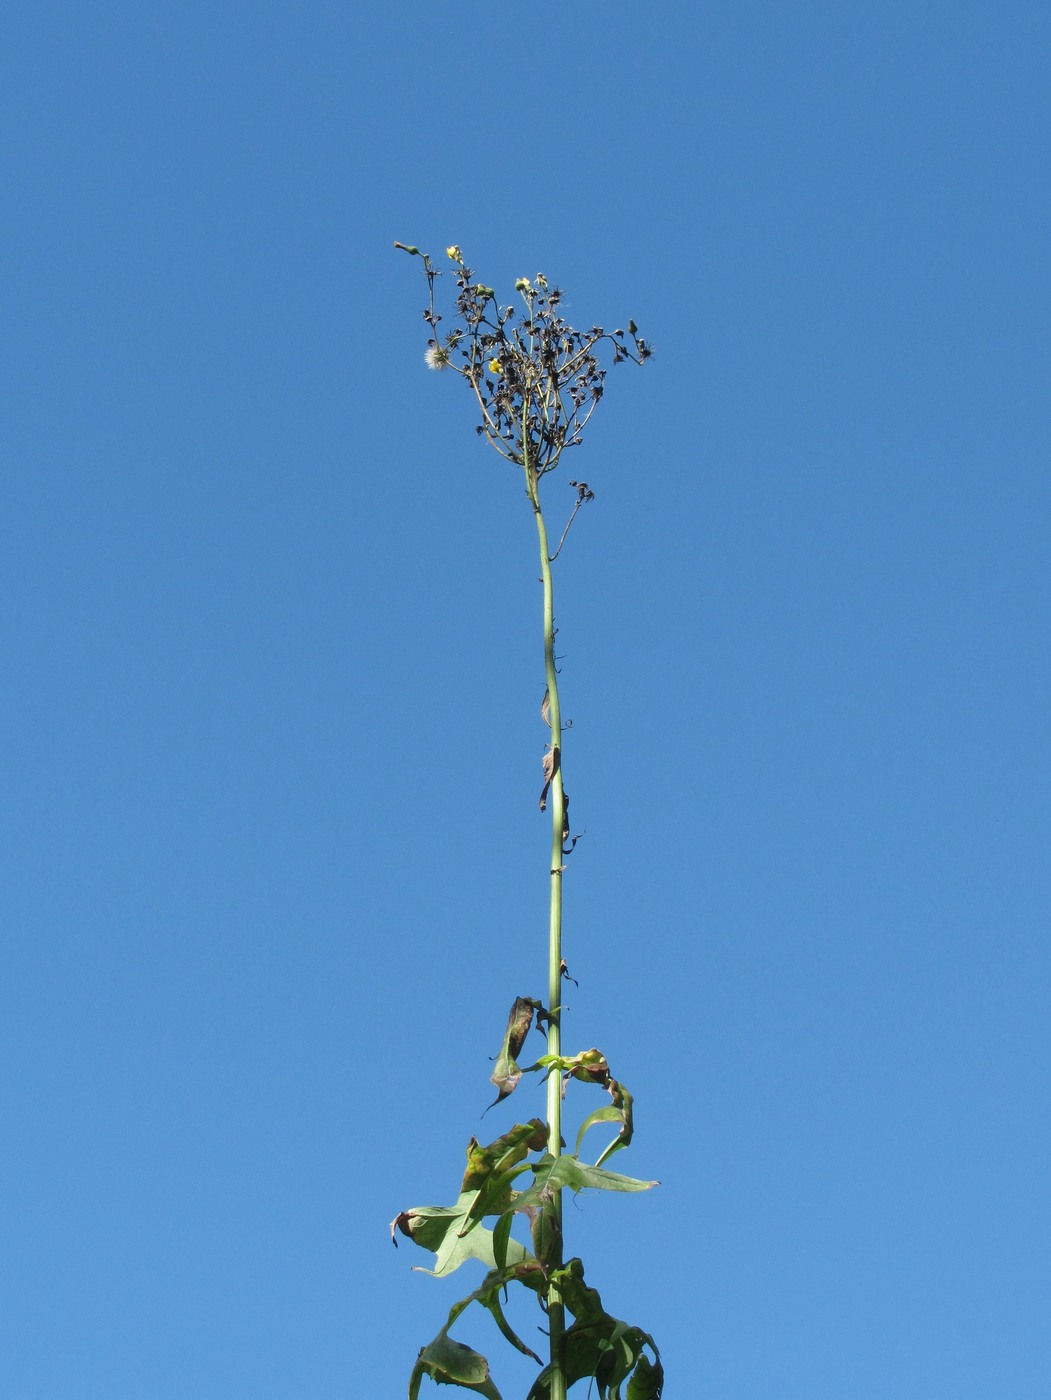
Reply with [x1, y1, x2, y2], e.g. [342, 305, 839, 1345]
[398, 242, 650, 473]
[392, 243, 660, 1400]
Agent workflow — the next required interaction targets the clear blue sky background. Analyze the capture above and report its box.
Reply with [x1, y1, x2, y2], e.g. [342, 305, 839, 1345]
[3, 3, 1049, 1397]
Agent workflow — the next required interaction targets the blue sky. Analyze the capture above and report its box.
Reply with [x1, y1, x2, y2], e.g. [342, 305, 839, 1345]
[3, 3, 1049, 1396]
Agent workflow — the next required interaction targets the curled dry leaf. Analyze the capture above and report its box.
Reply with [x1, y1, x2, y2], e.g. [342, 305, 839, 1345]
[487, 998, 546, 1110]
[539, 746, 560, 812]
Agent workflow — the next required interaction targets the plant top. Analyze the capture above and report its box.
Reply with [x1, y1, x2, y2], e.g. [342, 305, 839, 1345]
[394, 243, 651, 477]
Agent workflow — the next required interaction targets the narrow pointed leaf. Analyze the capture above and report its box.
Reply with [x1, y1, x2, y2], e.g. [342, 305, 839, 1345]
[594, 1079, 635, 1167]
[481, 1285, 543, 1365]
[574, 1105, 621, 1158]
[514, 1154, 658, 1215]
[491, 1209, 514, 1272]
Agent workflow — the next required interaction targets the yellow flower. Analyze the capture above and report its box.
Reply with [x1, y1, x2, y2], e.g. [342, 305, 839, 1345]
[446, 245, 462, 262]
[515, 277, 531, 292]
[488, 357, 502, 374]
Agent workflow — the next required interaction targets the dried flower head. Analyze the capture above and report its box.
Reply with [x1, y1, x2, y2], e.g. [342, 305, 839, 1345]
[395, 242, 651, 478]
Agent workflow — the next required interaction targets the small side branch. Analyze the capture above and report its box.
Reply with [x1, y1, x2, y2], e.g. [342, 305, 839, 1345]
[548, 480, 595, 562]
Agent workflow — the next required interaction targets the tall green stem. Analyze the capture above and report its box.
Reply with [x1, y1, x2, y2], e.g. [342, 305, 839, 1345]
[526, 450, 567, 1400]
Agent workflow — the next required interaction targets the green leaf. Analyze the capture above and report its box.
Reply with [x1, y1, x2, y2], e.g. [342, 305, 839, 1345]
[550, 1256, 605, 1326]
[574, 1105, 622, 1161]
[523, 1259, 663, 1400]
[391, 1121, 547, 1277]
[474, 1274, 543, 1365]
[539, 1049, 636, 1166]
[513, 1154, 658, 1216]
[525, 1193, 561, 1270]
[625, 1351, 664, 1400]
[461, 1120, 548, 1194]
[536, 1048, 608, 1080]
[524, 1321, 663, 1400]
[391, 1196, 528, 1278]
[491, 1210, 514, 1272]
[408, 1263, 549, 1396]
[408, 1334, 502, 1398]
[461, 1121, 548, 1237]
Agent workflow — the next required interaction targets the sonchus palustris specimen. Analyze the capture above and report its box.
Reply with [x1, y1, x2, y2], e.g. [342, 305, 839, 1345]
[391, 244, 661, 1400]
